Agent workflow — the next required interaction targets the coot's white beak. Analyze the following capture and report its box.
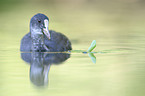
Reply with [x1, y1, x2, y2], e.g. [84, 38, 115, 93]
[43, 19, 51, 40]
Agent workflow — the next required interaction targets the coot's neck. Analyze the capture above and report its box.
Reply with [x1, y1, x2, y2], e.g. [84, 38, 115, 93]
[31, 29, 44, 51]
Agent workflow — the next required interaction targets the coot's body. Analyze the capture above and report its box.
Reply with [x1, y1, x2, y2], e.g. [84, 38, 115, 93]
[20, 13, 72, 52]
[20, 30, 72, 52]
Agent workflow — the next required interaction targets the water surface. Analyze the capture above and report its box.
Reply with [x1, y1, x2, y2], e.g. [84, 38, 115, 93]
[0, 1, 145, 96]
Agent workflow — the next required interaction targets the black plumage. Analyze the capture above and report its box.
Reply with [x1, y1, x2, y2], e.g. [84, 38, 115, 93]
[20, 13, 72, 52]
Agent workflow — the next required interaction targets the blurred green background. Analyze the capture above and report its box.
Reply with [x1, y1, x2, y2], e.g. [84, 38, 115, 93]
[1, 0, 145, 50]
[1, 0, 145, 96]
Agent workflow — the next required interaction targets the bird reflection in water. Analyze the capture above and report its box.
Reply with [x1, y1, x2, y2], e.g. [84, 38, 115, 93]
[21, 52, 70, 87]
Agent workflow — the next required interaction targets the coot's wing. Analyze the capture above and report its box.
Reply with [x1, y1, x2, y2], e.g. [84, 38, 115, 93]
[44, 30, 72, 52]
[20, 32, 32, 52]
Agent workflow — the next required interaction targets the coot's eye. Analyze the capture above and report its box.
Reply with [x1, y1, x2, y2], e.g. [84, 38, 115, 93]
[38, 20, 41, 23]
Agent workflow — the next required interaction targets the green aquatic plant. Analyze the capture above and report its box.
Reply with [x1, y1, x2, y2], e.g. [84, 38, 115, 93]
[70, 40, 97, 64]
[87, 40, 96, 64]
[88, 53, 96, 64]
[87, 40, 96, 52]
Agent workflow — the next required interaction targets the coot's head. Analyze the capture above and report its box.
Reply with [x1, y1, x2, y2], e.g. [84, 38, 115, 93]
[30, 13, 50, 39]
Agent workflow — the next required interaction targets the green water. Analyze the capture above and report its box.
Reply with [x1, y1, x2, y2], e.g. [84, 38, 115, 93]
[1, 0, 145, 96]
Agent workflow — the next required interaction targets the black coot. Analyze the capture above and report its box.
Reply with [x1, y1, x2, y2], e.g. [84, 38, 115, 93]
[20, 13, 72, 52]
